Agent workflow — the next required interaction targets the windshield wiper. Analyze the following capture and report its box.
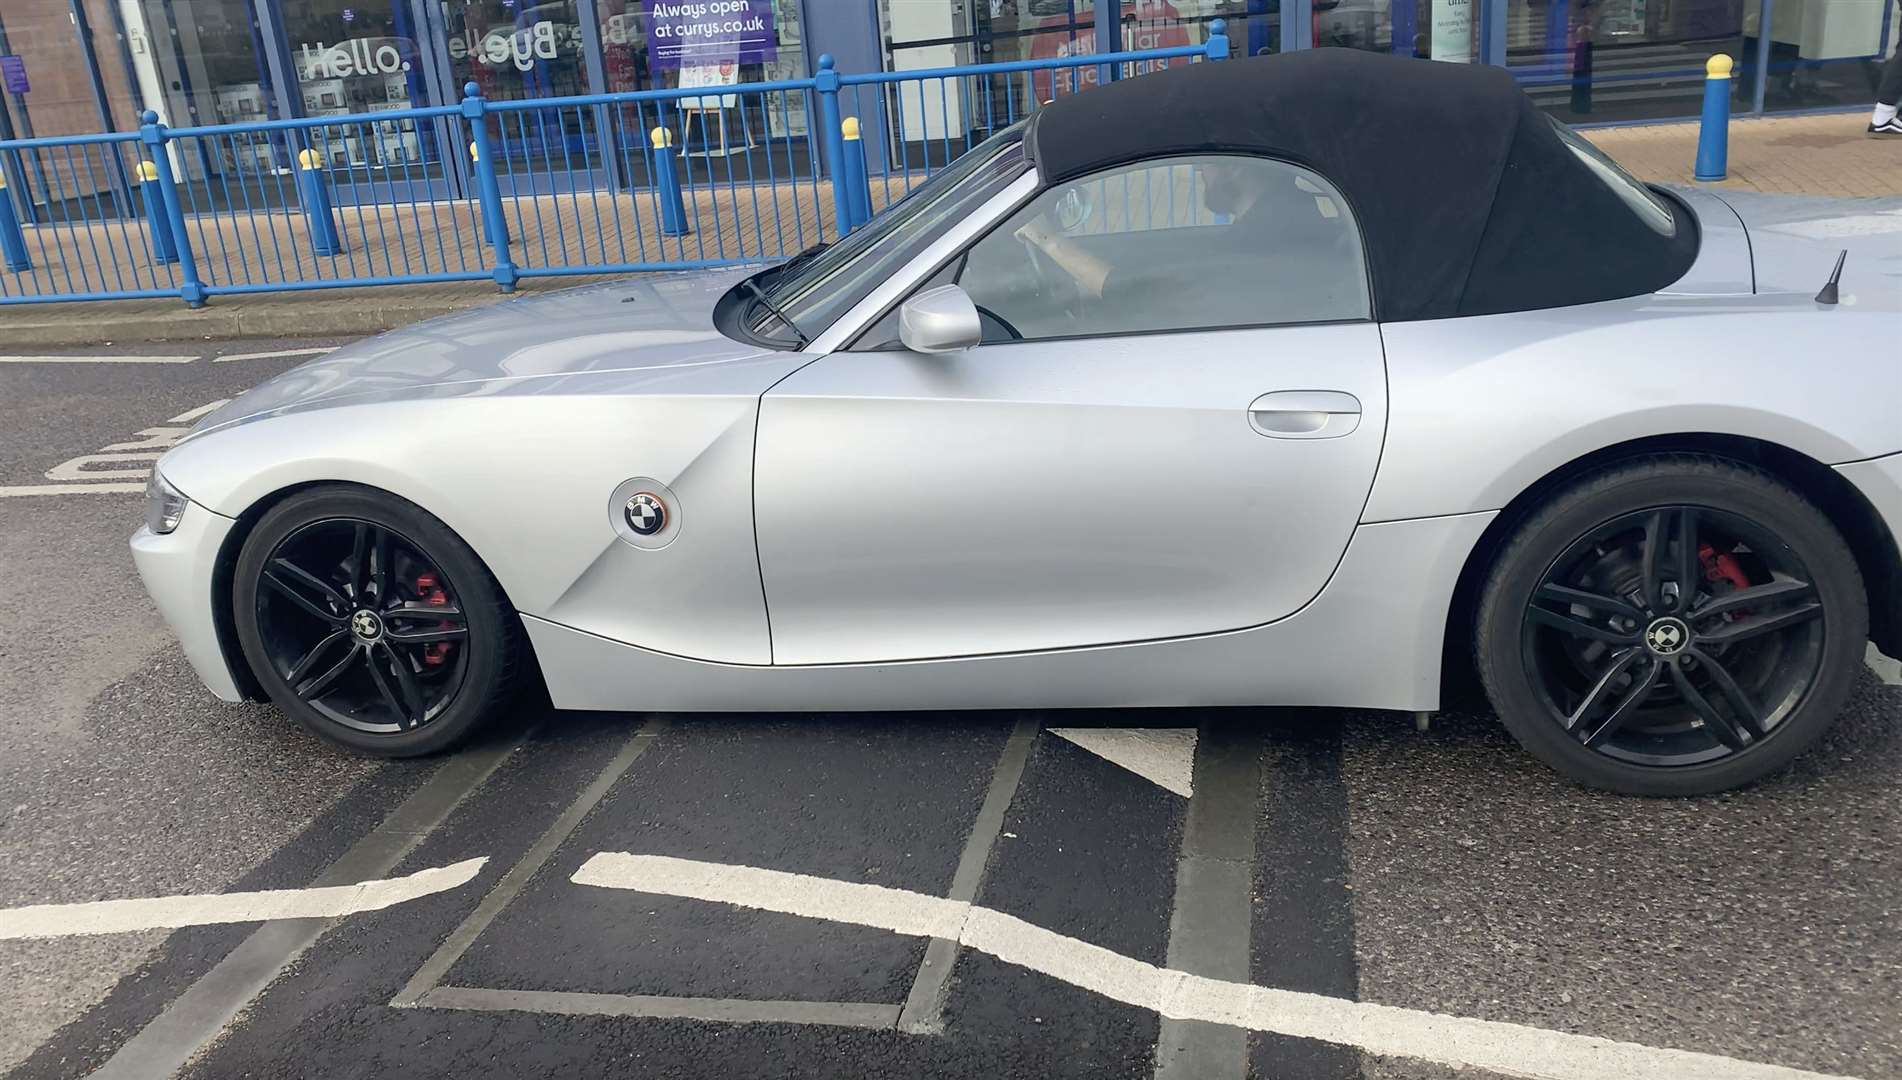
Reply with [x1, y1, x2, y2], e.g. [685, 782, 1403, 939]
[743, 277, 809, 348]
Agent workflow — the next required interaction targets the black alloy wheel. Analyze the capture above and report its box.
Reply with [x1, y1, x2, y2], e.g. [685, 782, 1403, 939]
[1477, 455, 1868, 795]
[1523, 505, 1822, 764]
[234, 486, 522, 756]
[256, 519, 468, 733]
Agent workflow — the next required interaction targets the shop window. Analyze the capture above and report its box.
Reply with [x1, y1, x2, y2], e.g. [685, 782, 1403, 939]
[1316, 0, 1478, 61]
[1504, 0, 1748, 124]
[596, 0, 809, 149]
[1755, 0, 1900, 111]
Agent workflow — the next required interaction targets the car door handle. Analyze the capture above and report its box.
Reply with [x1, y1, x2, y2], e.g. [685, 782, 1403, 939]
[1247, 391, 1363, 439]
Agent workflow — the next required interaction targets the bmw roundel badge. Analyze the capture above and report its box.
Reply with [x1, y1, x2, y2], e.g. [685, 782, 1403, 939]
[623, 492, 667, 536]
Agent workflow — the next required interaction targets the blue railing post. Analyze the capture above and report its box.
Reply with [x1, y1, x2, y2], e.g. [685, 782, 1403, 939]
[815, 54, 852, 241]
[0, 168, 30, 272]
[840, 117, 872, 229]
[296, 148, 346, 256]
[466, 141, 510, 245]
[649, 125, 691, 237]
[1694, 54, 1732, 182]
[134, 160, 177, 265]
[461, 82, 518, 293]
[139, 111, 205, 307]
[1206, 18, 1230, 59]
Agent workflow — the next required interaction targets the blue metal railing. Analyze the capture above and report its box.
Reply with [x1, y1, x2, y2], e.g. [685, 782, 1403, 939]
[0, 23, 1228, 309]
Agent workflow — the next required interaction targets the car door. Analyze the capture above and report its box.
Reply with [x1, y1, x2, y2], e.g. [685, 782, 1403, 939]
[755, 154, 1387, 666]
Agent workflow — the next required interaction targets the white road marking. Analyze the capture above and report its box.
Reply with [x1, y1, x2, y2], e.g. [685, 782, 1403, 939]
[0, 482, 147, 497]
[100, 426, 192, 452]
[18, 401, 226, 495]
[1049, 727, 1197, 797]
[0, 858, 487, 941]
[574, 853, 1862, 1080]
[44, 450, 163, 482]
[0, 354, 199, 364]
[168, 399, 229, 424]
[1870, 643, 1902, 687]
[214, 347, 337, 363]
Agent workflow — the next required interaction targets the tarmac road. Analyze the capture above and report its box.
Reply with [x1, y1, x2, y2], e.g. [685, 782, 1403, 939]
[1, 338, 1898, 1080]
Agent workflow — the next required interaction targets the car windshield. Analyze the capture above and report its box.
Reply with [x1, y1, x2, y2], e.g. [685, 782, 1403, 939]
[1549, 116, 1678, 237]
[744, 123, 1029, 345]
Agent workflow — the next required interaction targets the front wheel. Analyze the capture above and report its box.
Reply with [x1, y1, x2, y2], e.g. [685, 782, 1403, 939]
[1476, 455, 1868, 796]
[232, 486, 524, 757]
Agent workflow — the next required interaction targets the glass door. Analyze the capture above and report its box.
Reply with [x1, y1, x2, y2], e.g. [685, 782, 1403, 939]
[439, 0, 599, 195]
[280, 0, 453, 202]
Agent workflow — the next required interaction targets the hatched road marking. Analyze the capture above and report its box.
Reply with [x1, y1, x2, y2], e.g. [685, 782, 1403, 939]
[0, 858, 488, 940]
[0, 399, 228, 498]
[573, 852, 1864, 1080]
[1050, 727, 1197, 798]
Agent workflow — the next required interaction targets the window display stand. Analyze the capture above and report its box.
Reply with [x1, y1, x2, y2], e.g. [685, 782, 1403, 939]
[682, 105, 757, 158]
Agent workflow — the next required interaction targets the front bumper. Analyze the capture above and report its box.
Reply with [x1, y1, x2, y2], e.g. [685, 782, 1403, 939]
[1837, 451, 1902, 659]
[131, 500, 245, 702]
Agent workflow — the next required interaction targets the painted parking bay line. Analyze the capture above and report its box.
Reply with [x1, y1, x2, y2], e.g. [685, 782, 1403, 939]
[573, 853, 1862, 1080]
[0, 354, 199, 364]
[0, 858, 487, 940]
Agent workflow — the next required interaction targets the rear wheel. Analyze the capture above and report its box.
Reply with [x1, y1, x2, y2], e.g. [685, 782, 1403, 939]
[1476, 455, 1867, 795]
[233, 486, 523, 757]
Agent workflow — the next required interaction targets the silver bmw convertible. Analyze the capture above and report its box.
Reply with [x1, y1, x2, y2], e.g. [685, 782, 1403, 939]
[132, 50, 1901, 796]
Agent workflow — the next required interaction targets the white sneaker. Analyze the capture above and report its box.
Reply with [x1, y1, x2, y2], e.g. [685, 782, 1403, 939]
[1869, 116, 1902, 137]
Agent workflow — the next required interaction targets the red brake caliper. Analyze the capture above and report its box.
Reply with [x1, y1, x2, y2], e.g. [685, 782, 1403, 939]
[1698, 543, 1752, 617]
[414, 573, 455, 666]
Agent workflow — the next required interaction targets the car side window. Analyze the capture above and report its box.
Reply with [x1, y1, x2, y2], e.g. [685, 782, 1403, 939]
[956, 155, 1370, 344]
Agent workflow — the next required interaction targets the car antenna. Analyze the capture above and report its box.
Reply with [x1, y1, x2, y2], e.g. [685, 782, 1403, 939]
[1814, 249, 1847, 305]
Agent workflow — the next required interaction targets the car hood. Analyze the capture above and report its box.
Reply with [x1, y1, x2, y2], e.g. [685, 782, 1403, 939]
[190, 267, 788, 437]
[1709, 191, 1902, 304]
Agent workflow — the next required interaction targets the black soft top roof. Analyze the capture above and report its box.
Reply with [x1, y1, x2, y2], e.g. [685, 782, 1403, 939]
[1025, 49, 1700, 322]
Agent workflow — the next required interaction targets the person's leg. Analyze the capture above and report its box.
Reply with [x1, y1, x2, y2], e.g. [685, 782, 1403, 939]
[1874, 47, 1902, 131]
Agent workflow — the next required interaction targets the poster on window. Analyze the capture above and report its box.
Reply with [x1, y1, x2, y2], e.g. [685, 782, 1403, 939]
[1430, 0, 1474, 61]
[679, 61, 741, 109]
[645, 0, 777, 69]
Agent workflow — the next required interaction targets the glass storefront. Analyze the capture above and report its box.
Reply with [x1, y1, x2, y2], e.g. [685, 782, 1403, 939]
[0, 0, 1891, 201]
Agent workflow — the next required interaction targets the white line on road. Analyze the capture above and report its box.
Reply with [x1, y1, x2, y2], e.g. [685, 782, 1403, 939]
[168, 399, 230, 424]
[1870, 643, 1902, 687]
[214, 347, 337, 363]
[1050, 727, 1197, 797]
[573, 852, 1862, 1080]
[0, 482, 147, 498]
[0, 354, 199, 364]
[0, 858, 487, 940]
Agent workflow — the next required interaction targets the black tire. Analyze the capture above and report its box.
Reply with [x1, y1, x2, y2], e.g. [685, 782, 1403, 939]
[1476, 454, 1867, 796]
[232, 485, 524, 757]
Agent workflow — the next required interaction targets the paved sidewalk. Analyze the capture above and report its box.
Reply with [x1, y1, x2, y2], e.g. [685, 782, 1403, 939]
[0, 111, 1893, 346]
[1588, 111, 1901, 198]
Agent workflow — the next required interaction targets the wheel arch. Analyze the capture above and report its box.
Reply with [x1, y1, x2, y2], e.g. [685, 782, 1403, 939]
[1438, 433, 1902, 709]
[206, 479, 539, 704]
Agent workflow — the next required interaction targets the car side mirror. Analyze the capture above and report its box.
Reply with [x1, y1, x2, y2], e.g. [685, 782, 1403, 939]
[898, 284, 982, 354]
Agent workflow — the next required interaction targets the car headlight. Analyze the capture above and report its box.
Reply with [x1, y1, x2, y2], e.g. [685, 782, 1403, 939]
[144, 470, 189, 535]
